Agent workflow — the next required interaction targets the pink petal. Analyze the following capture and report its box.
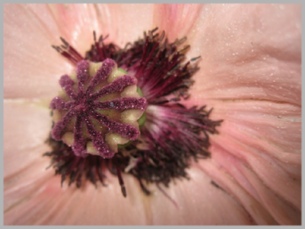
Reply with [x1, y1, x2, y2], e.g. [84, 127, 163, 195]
[147, 166, 254, 225]
[5, 165, 253, 225]
[4, 99, 52, 178]
[94, 4, 155, 46]
[185, 4, 301, 224]
[208, 101, 301, 219]
[4, 99, 54, 222]
[153, 4, 202, 42]
[198, 147, 300, 224]
[4, 158, 55, 223]
[5, 174, 150, 225]
[47, 4, 104, 55]
[189, 4, 301, 105]
[4, 4, 73, 99]
[196, 160, 278, 224]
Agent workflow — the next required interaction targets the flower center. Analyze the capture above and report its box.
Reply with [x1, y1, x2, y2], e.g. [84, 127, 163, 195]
[50, 58, 147, 158]
[46, 28, 222, 197]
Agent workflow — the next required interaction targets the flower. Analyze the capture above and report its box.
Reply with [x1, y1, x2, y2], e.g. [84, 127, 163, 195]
[4, 3, 301, 225]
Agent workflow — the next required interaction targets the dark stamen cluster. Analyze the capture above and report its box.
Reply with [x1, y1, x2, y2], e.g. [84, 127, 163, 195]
[44, 137, 129, 196]
[86, 28, 199, 104]
[46, 28, 222, 197]
[123, 104, 222, 189]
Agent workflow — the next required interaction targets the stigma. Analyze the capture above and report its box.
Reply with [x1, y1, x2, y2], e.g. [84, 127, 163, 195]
[50, 58, 147, 158]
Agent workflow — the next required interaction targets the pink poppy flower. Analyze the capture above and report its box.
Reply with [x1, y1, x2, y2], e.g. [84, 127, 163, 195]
[4, 3, 301, 225]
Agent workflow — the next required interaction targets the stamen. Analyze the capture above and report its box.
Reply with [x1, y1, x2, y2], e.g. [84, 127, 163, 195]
[116, 166, 127, 197]
[52, 37, 84, 65]
[46, 28, 222, 196]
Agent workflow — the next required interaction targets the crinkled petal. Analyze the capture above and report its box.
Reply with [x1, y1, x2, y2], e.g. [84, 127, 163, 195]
[5, 173, 151, 225]
[147, 166, 254, 225]
[187, 4, 301, 225]
[204, 101, 301, 224]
